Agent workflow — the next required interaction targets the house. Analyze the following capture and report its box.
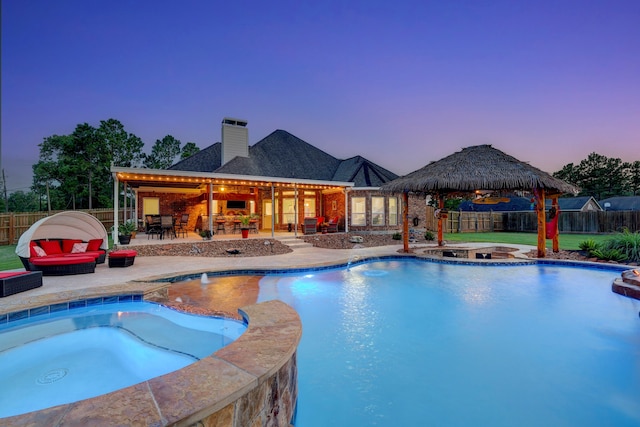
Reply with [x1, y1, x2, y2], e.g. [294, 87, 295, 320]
[111, 118, 410, 236]
[458, 196, 602, 212]
[598, 196, 640, 211]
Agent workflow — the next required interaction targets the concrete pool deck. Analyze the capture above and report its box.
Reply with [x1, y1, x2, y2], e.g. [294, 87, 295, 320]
[0, 242, 540, 315]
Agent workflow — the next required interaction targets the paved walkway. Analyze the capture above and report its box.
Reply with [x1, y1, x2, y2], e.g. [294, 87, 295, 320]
[1, 242, 537, 315]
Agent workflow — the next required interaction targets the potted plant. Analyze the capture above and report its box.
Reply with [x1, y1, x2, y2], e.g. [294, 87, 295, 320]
[117, 220, 137, 245]
[199, 229, 213, 240]
[239, 215, 252, 238]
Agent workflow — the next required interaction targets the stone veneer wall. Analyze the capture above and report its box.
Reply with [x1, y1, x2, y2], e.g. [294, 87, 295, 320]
[4, 300, 301, 427]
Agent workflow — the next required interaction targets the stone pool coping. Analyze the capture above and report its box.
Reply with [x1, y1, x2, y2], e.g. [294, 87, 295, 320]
[2, 299, 301, 426]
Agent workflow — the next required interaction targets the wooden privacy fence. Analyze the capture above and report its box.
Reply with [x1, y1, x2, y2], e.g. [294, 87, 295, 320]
[424, 207, 640, 234]
[0, 209, 124, 245]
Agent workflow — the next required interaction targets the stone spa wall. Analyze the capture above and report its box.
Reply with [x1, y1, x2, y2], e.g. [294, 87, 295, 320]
[4, 299, 301, 427]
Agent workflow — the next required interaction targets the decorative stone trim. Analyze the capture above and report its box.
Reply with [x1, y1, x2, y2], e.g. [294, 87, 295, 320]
[2, 300, 301, 426]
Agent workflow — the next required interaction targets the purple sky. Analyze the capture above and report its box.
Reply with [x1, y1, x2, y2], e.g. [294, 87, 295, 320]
[2, 0, 639, 194]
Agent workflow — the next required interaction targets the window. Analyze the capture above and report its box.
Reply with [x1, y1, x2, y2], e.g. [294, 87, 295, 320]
[304, 198, 316, 217]
[388, 197, 398, 226]
[283, 199, 296, 224]
[351, 197, 366, 226]
[371, 197, 385, 226]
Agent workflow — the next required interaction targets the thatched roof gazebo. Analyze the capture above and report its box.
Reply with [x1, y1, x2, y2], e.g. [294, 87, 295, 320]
[381, 144, 579, 257]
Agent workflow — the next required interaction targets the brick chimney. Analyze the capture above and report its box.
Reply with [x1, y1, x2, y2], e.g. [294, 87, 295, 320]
[221, 117, 248, 165]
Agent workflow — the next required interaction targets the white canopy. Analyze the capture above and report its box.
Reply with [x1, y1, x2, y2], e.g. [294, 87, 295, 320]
[16, 211, 108, 258]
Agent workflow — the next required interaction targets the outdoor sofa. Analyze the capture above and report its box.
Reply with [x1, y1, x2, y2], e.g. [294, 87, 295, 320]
[19, 238, 106, 276]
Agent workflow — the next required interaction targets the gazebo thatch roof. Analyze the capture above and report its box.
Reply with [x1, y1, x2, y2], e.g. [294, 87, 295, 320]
[381, 144, 579, 195]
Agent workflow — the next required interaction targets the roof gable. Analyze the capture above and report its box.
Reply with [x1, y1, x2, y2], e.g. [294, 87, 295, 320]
[333, 156, 399, 187]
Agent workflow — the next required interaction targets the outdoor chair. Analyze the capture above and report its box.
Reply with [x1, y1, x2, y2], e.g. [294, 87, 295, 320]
[160, 215, 176, 239]
[146, 215, 162, 239]
[303, 217, 318, 234]
[176, 213, 189, 238]
[327, 216, 340, 233]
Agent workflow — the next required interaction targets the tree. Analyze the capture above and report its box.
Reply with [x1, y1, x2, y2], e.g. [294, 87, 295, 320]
[32, 119, 145, 209]
[553, 153, 631, 199]
[7, 191, 40, 212]
[625, 161, 640, 196]
[180, 142, 200, 159]
[143, 135, 181, 169]
[98, 119, 144, 167]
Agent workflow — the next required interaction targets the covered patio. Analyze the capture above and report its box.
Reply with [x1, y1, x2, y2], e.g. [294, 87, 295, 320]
[111, 166, 353, 244]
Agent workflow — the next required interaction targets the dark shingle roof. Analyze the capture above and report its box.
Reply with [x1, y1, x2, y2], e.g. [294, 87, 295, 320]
[599, 196, 640, 211]
[333, 156, 398, 187]
[171, 129, 398, 186]
[168, 143, 221, 172]
[215, 130, 341, 180]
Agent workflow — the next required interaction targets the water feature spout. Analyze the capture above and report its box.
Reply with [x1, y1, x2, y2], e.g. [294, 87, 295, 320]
[201, 273, 209, 284]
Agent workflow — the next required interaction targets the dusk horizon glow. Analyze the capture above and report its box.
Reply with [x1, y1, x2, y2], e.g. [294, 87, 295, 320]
[2, 0, 639, 194]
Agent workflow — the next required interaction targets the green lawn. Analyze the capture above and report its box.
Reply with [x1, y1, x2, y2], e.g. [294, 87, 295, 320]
[0, 245, 23, 271]
[443, 232, 610, 250]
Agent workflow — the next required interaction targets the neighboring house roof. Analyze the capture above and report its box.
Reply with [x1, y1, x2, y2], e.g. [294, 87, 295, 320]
[458, 196, 602, 212]
[169, 143, 221, 172]
[333, 156, 399, 187]
[599, 196, 640, 211]
[170, 129, 398, 187]
[557, 196, 602, 212]
[459, 197, 533, 212]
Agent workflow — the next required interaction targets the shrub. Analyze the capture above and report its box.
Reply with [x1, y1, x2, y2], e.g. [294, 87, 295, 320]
[578, 239, 599, 255]
[600, 228, 640, 263]
[392, 232, 402, 240]
[424, 231, 435, 241]
[590, 248, 628, 262]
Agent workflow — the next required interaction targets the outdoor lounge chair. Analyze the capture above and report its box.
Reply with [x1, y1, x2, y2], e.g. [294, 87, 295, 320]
[327, 216, 340, 233]
[304, 217, 318, 234]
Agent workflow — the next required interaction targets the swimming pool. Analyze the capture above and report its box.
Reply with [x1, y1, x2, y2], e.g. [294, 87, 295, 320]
[254, 259, 640, 427]
[0, 301, 246, 418]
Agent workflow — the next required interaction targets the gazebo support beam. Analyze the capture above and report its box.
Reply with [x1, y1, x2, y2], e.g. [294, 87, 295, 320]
[437, 196, 444, 246]
[551, 195, 559, 253]
[536, 188, 546, 258]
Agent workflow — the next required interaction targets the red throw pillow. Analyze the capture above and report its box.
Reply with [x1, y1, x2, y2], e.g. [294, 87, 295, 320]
[40, 240, 62, 254]
[87, 239, 103, 251]
[62, 239, 83, 253]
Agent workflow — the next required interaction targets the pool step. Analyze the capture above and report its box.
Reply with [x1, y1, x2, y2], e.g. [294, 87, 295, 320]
[274, 236, 314, 250]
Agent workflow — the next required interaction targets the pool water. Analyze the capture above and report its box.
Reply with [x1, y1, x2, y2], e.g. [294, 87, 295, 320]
[256, 260, 640, 427]
[0, 301, 246, 418]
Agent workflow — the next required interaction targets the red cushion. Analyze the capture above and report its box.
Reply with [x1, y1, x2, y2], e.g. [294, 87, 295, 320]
[0, 272, 29, 279]
[87, 239, 103, 251]
[109, 250, 137, 258]
[63, 252, 100, 260]
[62, 239, 83, 253]
[39, 240, 62, 254]
[31, 256, 94, 266]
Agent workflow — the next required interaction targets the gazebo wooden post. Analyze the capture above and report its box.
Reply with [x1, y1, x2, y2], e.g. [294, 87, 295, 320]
[403, 191, 409, 253]
[536, 188, 546, 258]
[551, 195, 559, 253]
[437, 195, 445, 246]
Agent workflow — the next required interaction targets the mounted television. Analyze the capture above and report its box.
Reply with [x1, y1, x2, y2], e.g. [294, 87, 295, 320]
[227, 200, 246, 210]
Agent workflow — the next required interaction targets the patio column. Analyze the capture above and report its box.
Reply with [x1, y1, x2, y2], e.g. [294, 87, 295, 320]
[344, 189, 349, 233]
[209, 183, 213, 233]
[271, 183, 275, 238]
[113, 174, 119, 243]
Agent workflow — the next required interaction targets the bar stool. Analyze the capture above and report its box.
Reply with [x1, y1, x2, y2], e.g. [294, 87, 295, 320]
[216, 219, 226, 234]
